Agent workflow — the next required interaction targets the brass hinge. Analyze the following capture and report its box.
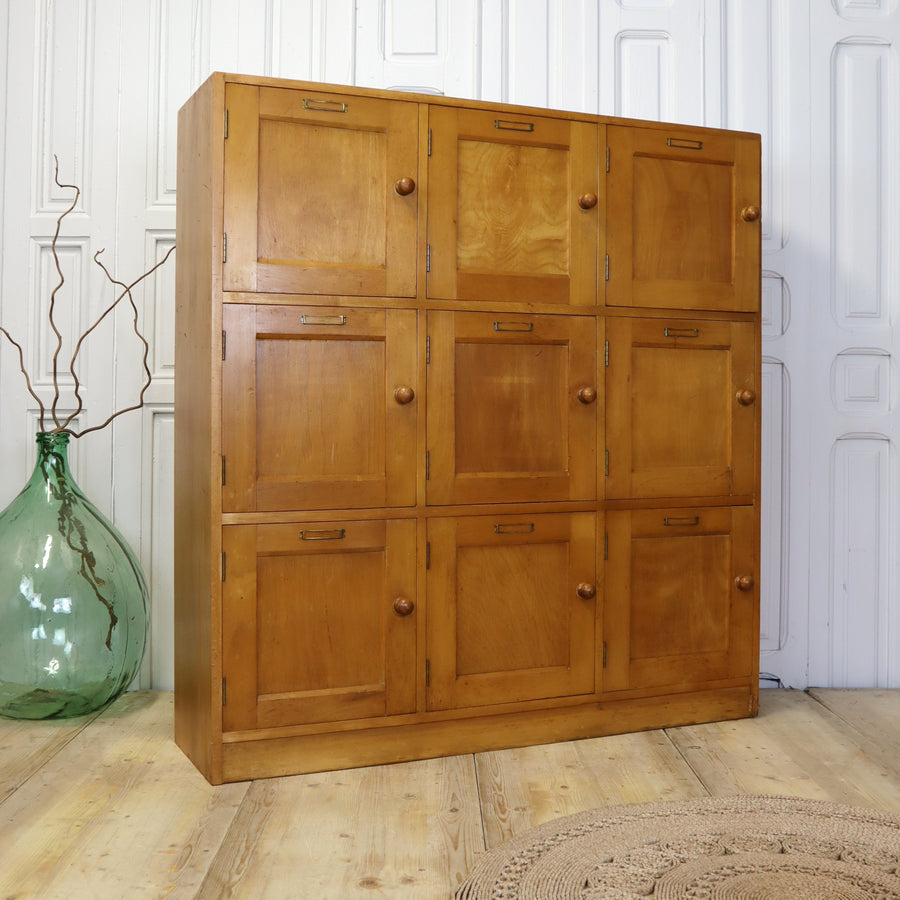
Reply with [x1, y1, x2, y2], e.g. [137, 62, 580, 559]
[604, 532, 609, 560]
[222, 676, 227, 705]
[604, 450, 609, 477]
[425, 541, 431, 570]
[425, 659, 430, 687]
[221, 455, 226, 485]
[606, 146, 610, 173]
[221, 551, 226, 581]
[605, 254, 609, 281]
[428, 128, 432, 157]
[224, 109, 229, 140]
[222, 330, 226, 361]
[426, 244, 431, 272]
[605, 340, 609, 366]
[426, 334, 431, 365]
[223, 233, 227, 264]
[425, 450, 430, 480]
[602, 642, 607, 669]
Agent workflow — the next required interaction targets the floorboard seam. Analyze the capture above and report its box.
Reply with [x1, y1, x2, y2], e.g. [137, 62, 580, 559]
[661, 727, 715, 798]
[805, 689, 876, 742]
[805, 689, 900, 781]
[0, 706, 106, 807]
[470, 753, 490, 854]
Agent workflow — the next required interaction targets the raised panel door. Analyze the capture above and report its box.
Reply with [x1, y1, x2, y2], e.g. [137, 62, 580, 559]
[427, 310, 599, 505]
[223, 84, 418, 296]
[426, 513, 597, 710]
[606, 125, 760, 312]
[222, 304, 417, 512]
[222, 519, 417, 731]
[603, 506, 758, 692]
[427, 106, 602, 305]
[605, 317, 757, 500]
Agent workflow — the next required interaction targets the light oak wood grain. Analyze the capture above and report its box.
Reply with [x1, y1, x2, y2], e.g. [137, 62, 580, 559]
[1, 690, 898, 898]
[223, 84, 418, 297]
[606, 124, 760, 312]
[0, 709, 101, 803]
[174, 71, 224, 784]
[474, 729, 709, 849]
[195, 753, 482, 899]
[667, 689, 900, 810]
[808, 688, 900, 781]
[0, 693, 247, 900]
[426, 106, 600, 305]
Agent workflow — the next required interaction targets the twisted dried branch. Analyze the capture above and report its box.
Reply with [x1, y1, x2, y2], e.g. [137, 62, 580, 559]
[0, 161, 174, 438]
[0, 327, 47, 417]
[48, 156, 81, 431]
[60, 245, 174, 437]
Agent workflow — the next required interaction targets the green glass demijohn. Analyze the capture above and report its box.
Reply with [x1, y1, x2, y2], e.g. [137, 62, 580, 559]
[0, 432, 148, 719]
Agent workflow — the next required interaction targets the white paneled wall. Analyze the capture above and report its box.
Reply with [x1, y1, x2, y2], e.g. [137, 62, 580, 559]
[807, 2, 900, 688]
[1, 0, 898, 690]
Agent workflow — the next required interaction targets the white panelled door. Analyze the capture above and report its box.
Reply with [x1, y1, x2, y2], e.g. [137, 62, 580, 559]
[807, 4, 900, 688]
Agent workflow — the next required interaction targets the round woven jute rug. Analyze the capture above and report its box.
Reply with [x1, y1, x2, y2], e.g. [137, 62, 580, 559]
[455, 795, 900, 899]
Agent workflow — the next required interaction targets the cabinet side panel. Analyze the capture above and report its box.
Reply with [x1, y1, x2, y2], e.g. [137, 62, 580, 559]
[174, 75, 223, 783]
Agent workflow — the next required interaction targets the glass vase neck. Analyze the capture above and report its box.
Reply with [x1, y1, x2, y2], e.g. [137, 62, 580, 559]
[34, 432, 73, 481]
[36, 431, 71, 450]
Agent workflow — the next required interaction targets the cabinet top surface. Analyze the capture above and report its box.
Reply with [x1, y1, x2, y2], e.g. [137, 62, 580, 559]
[193, 71, 760, 142]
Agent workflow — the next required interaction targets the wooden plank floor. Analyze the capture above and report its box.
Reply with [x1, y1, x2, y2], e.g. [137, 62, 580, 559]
[0, 689, 897, 898]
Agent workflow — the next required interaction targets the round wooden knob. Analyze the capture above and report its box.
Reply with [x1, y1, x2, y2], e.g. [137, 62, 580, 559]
[741, 205, 761, 222]
[392, 596, 414, 616]
[577, 387, 597, 405]
[734, 575, 754, 592]
[393, 386, 415, 404]
[394, 177, 416, 196]
[576, 582, 596, 600]
[578, 193, 598, 210]
[737, 389, 756, 406]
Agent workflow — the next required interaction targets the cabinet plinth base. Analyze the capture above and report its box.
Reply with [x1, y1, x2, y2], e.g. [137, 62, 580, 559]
[184, 685, 757, 784]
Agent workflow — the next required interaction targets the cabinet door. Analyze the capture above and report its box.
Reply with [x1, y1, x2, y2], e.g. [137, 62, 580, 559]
[222, 520, 417, 731]
[604, 506, 757, 692]
[222, 305, 417, 512]
[607, 125, 760, 312]
[606, 317, 757, 500]
[426, 513, 597, 710]
[223, 84, 418, 296]
[427, 311, 599, 505]
[428, 106, 601, 305]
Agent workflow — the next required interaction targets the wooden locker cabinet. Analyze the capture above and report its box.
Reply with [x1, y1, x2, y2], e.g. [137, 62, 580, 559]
[176, 73, 761, 785]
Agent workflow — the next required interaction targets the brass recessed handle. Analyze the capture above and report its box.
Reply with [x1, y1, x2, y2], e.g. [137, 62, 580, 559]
[578, 387, 597, 405]
[576, 582, 596, 600]
[394, 177, 416, 196]
[299, 528, 345, 541]
[735, 575, 754, 592]
[737, 389, 756, 406]
[393, 596, 415, 616]
[578, 193, 598, 210]
[741, 205, 761, 222]
[394, 386, 415, 404]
